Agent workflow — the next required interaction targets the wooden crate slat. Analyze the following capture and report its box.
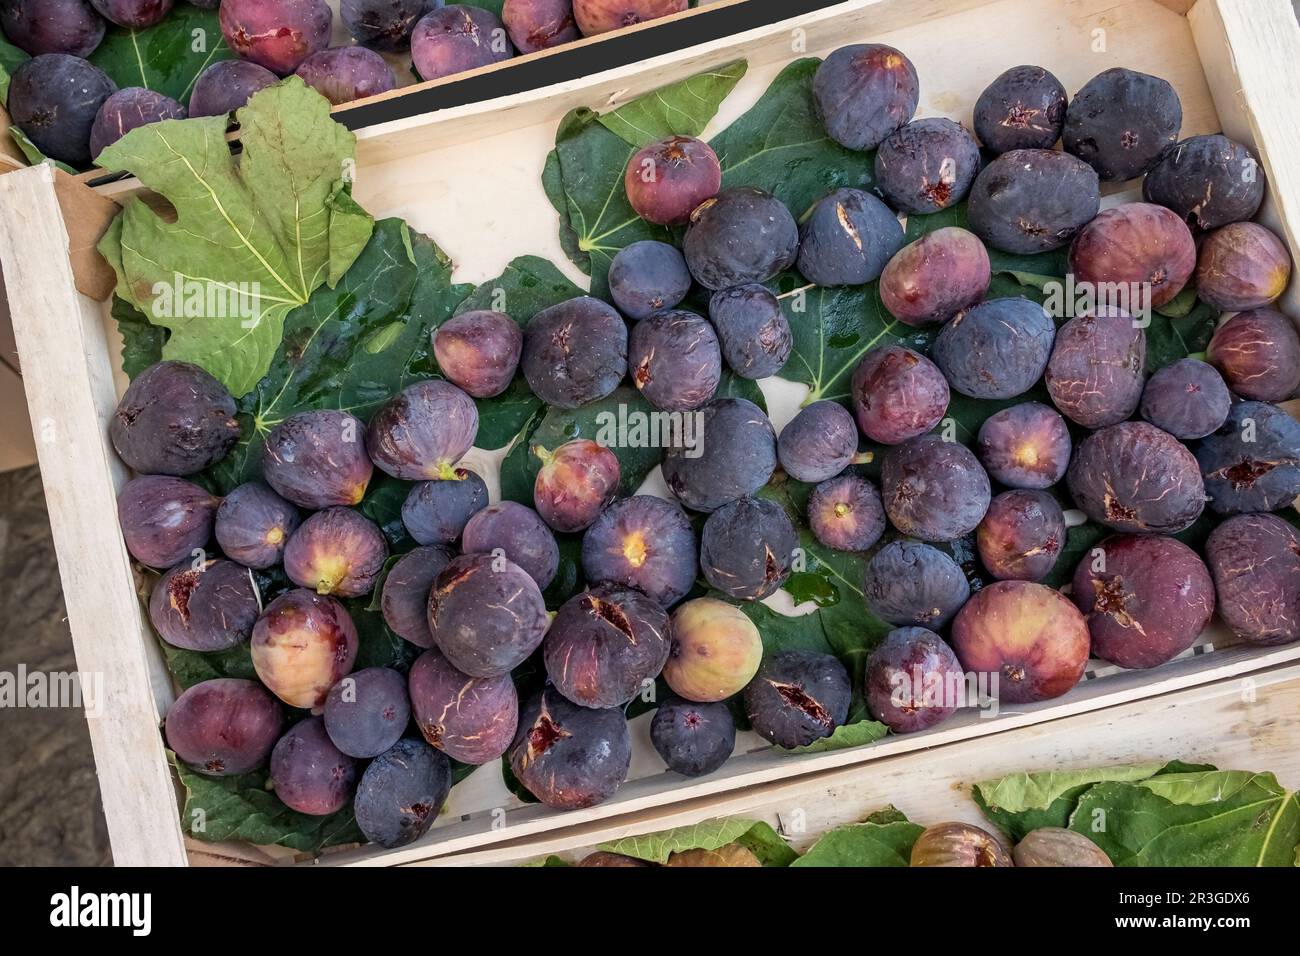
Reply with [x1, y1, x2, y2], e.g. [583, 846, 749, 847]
[0, 166, 188, 867]
[422, 661, 1300, 866]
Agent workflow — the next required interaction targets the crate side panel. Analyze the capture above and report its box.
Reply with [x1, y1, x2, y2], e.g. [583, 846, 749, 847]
[0, 166, 187, 867]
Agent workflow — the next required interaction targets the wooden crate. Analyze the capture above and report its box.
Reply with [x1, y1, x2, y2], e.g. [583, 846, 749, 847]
[425, 662, 1300, 867]
[0, 0, 1297, 867]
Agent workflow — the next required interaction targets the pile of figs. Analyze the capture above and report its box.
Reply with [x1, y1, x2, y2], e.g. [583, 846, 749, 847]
[106, 35, 1300, 854]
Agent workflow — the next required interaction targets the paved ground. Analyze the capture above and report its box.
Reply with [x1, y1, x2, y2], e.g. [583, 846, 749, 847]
[0, 466, 111, 866]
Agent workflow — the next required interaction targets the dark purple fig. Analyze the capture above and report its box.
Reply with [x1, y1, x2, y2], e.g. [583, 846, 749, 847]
[951, 580, 1089, 703]
[863, 540, 970, 629]
[864, 627, 964, 733]
[0, 0, 106, 58]
[1068, 202, 1196, 309]
[263, 409, 373, 509]
[707, 283, 792, 380]
[544, 584, 672, 708]
[508, 686, 631, 809]
[573, 0, 686, 36]
[188, 60, 279, 118]
[851, 345, 949, 445]
[433, 310, 524, 399]
[214, 483, 300, 569]
[1205, 513, 1300, 646]
[743, 650, 852, 749]
[650, 696, 735, 777]
[149, 558, 260, 651]
[1142, 134, 1265, 230]
[932, 297, 1055, 400]
[778, 400, 858, 484]
[427, 553, 549, 678]
[522, 296, 628, 408]
[460, 500, 560, 590]
[165, 678, 282, 776]
[879, 227, 990, 327]
[683, 187, 799, 291]
[89, 0, 171, 28]
[1195, 400, 1300, 515]
[624, 134, 721, 226]
[975, 402, 1072, 490]
[220, 0, 332, 76]
[117, 475, 218, 569]
[1195, 222, 1291, 312]
[502, 0, 579, 53]
[973, 65, 1067, 153]
[629, 309, 722, 411]
[294, 46, 396, 105]
[8, 53, 116, 166]
[354, 737, 452, 848]
[251, 589, 359, 710]
[911, 823, 1013, 867]
[322, 667, 410, 759]
[1045, 308, 1146, 428]
[270, 716, 358, 816]
[1072, 534, 1214, 669]
[661, 397, 777, 513]
[874, 117, 981, 214]
[808, 475, 886, 552]
[411, 5, 515, 81]
[812, 43, 918, 151]
[90, 86, 185, 158]
[1063, 67, 1181, 182]
[110, 360, 239, 477]
[581, 494, 698, 606]
[608, 240, 691, 320]
[409, 648, 518, 764]
[967, 148, 1100, 254]
[1139, 358, 1231, 440]
[401, 469, 489, 546]
[380, 545, 454, 647]
[1206, 309, 1300, 402]
[881, 436, 991, 543]
[341, 0, 429, 51]
[700, 495, 798, 601]
[533, 439, 620, 534]
[796, 187, 903, 286]
[284, 507, 388, 598]
[1067, 422, 1205, 534]
[976, 489, 1065, 582]
[366, 380, 479, 481]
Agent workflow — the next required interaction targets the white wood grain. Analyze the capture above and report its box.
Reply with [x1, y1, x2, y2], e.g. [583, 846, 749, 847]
[0, 165, 188, 866]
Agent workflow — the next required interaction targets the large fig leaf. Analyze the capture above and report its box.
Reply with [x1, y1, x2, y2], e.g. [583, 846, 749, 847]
[709, 58, 873, 218]
[89, 5, 234, 102]
[97, 80, 375, 397]
[597, 818, 797, 866]
[596, 60, 747, 148]
[204, 218, 469, 493]
[0, 35, 27, 101]
[1070, 770, 1300, 866]
[545, 62, 747, 296]
[972, 761, 1211, 842]
[789, 810, 923, 867]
